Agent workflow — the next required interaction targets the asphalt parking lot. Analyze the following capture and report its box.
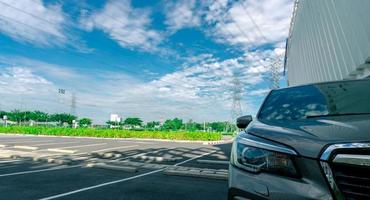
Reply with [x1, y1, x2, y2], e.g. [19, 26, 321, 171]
[0, 134, 232, 200]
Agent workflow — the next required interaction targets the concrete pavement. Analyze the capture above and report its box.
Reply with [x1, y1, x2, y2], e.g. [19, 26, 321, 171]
[0, 134, 232, 200]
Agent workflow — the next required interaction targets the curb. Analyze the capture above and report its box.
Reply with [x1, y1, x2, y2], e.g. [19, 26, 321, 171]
[163, 167, 228, 180]
[90, 152, 122, 159]
[33, 157, 72, 165]
[135, 155, 181, 162]
[85, 163, 138, 172]
[197, 159, 229, 165]
[89, 159, 170, 170]
[47, 148, 76, 154]
[202, 139, 234, 145]
[0, 133, 232, 144]
[10, 155, 21, 159]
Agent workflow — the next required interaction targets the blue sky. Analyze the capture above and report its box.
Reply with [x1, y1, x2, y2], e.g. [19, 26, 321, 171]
[0, 0, 294, 124]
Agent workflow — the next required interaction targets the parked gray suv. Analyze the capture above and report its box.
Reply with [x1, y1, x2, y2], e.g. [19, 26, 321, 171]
[228, 79, 370, 200]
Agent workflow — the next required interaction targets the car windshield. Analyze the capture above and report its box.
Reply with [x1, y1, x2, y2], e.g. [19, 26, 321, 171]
[258, 79, 370, 120]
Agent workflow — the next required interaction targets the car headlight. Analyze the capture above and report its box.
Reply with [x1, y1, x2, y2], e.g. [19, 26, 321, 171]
[231, 136, 299, 178]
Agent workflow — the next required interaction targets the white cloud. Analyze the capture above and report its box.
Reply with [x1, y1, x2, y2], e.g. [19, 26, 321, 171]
[79, 0, 162, 52]
[0, 56, 235, 123]
[149, 53, 269, 109]
[0, 0, 294, 122]
[249, 88, 270, 96]
[164, 0, 201, 32]
[0, 67, 53, 95]
[160, 0, 292, 86]
[0, 0, 67, 46]
[0, 53, 274, 123]
[203, 0, 294, 49]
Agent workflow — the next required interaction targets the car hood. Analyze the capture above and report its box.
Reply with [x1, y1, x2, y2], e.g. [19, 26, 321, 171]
[246, 115, 370, 158]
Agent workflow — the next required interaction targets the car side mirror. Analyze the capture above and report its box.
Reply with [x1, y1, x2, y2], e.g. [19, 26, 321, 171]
[236, 115, 253, 129]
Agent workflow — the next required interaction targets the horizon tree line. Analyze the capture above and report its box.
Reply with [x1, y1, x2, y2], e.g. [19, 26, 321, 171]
[0, 110, 236, 133]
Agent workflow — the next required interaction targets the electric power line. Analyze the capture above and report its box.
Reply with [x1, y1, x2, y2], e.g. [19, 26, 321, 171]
[0, 1, 275, 118]
[213, 0, 284, 89]
[0, 12, 198, 91]
[238, 0, 269, 42]
[0, 2, 247, 110]
[0, 1, 62, 26]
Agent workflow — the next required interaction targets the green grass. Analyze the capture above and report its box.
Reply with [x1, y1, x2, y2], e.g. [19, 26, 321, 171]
[0, 126, 222, 141]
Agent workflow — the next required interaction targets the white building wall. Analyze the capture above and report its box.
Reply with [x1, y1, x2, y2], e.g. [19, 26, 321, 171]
[110, 114, 121, 123]
[286, 0, 370, 86]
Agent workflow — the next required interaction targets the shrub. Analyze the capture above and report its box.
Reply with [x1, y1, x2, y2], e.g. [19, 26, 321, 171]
[0, 126, 222, 141]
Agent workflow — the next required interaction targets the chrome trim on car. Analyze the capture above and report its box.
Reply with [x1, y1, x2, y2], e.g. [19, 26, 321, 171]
[333, 154, 370, 166]
[320, 142, 370, 200]
[320, 142, 370, 161]
[320, 161, 344, 200]
[238, 137, 298, 155]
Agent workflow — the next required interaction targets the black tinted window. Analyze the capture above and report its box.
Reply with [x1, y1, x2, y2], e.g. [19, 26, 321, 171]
[258, 79, 370, 120]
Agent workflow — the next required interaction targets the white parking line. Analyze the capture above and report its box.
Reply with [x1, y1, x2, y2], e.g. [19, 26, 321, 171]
[38, 149, 217, 200]
[59, 143, 107, 149]
[90, 145, 139, 153]
[13, 145, 39, 150]
[133, 141, 153, 144]
[118, 148, 174, 161]
[174, 150, 218, 166]
[45, 143, 108, 154]
[34, 141, 80, 147]
[39, 169, 163, 200]
[0, 165, 80, 177]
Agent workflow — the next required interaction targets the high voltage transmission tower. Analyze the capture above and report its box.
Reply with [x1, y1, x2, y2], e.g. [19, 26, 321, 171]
[70, 93, 76, 116]
[58, 89, 77, 115]
[270, 59, 283, 89]
[231, 75, 243, 122]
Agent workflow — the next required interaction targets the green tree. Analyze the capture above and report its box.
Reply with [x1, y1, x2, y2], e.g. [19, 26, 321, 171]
[34, 111, 49, 122]
[79, 118, 92, 127]
[8, 110, 23, 123]
[184, 119, 202, 132]
[163, 118, 183, 131]
[49, 113, 77, 125]
[209, 122, 227, 132]
[123, 117, 143, 127]
[106, 121, 120, 128]
[146, 121, 160, 129]
[0, 111, 6, 119]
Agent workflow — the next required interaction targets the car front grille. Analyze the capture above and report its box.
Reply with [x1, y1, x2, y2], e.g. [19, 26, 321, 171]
[331, 159, 370, 199]
[320, 143, 370, 200]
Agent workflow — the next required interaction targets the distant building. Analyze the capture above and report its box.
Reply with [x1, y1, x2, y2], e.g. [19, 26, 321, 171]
[110, 114, 122, 123]
[285, 0, 370, 86]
